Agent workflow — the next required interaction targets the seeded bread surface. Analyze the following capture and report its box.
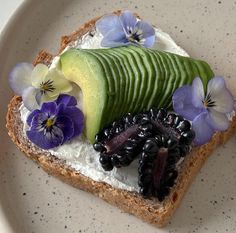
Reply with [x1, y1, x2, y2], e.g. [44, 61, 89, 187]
[6, 12, 236, 227]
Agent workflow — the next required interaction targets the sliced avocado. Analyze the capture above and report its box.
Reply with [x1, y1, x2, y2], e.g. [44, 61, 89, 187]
[101, 51, 124, 122]
[156, 51, 174, 108]
[60, 46, 214, 143]
[105, 50, 131, 122]
[106, 49, 131, 120]
[139, 48, 156, 110]
[148, 49, 167, 109]
[124, 46, 148, 113]
[112, 47, 141, 115]
[161, 52, 184, 108]
[86, 50, 120, 125]
[129, 46, 154, 111]
[60, 49, 108, 142]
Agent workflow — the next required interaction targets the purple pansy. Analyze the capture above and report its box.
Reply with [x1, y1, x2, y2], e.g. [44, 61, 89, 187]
[173, 76, 234, 145]
[26, 94, 84, 149]
[96, 10, 155, 48]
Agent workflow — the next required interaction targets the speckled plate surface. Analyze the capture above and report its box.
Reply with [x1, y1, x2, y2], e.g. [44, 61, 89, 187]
[0, 0, 236, 232]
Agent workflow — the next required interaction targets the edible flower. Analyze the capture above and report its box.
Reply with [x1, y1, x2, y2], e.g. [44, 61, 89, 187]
[96, 10, 155, 48]
[9, 63, 72, 111]
[26, 94, 84, 149]
[173, 76, 234, 145]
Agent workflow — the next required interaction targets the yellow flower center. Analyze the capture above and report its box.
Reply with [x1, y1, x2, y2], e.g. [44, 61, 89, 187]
[40, 80, 55, 94]
[128, 28, 143, 43]
[46, 118, 55, 128]
[203, 100, 209, 108]
[203, 93, 216, 109]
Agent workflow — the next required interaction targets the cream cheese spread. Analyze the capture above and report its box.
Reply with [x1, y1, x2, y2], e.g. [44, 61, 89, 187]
[20, 27, 189, 192]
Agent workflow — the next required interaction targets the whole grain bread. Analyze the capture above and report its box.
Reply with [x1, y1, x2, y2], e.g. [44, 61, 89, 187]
[6, 12, 236, 227]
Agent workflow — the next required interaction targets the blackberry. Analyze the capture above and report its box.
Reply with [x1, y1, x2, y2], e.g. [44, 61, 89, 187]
[149, 108, 158, 119]
[133, 113, 143, 124]
[173, 115, 184, 127]
[179, 145, 190, 157]
[168, 147, 181, 159]
[156, 108, 167, 121]
[99, 154, 113, 171]
[136, 110, 195, 201]
[166, 138, 178, 150]
[93, 142, 105, 152]
[103, 128, 112, 138]
[143, 138, 159, 154]
[94, 108, 196, 201]
[179, 130, 195, 145]
[94, 113, 155, 170]
[139, 121, 153, 132]
[165, 113, 176, 126]
[140, 186, 150, 196]
[124, 113, 133, 126]
[138, 140, 180, 201]
[177, 120, 191, 132]
[95, 132, 105, 142]
[111, 154, 122, 167]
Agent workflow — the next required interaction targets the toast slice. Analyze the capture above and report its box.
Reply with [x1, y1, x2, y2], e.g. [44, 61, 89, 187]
[6, 12, 236, 227]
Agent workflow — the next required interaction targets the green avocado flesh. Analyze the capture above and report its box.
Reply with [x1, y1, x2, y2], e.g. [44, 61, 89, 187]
[60, 46, 214, 143]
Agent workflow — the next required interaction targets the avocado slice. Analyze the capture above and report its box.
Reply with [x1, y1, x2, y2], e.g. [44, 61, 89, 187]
[60, 46, 214, 143]
[85, 50, 118, 126]
[104, 49, 130, 121]
[59, 49, 109, 142]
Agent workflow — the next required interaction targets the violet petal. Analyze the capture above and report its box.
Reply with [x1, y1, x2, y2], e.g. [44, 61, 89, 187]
[31, 64, 49, 87]
[135, 20, 155, 47]
[207, 76, 225, 93]
[41, 102, 57, 116]
[26, 111, 65, 149]
[45, 68, 73, 98]
[9, 63, 33, 96]
[172, 85, 203, 120]
[95, 14, 123, 36]
[63, 107, 84, 137]
[208, 76, 234, 113]
[142, 35, 156, 48]
[27, 126, 64, 150]
[57, 103, 84, 137]
[35, 91, 42, 105]
[120, 10, 137, 33]
[192, 112, 214, 145]
[22, 86, 40, 111]
[101, 29, 128, 47]
[56, 94, 77, 107]
[26, 109, 42, 126]
[56, 115, 74, 142]
[192, 77, 205, 108]
[29, 112, 48, 130]
[207, 108, 229, 131]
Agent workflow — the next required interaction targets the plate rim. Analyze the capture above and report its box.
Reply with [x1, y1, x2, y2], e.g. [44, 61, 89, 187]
[0, 1, 29, 232]
[0, 0, 31, 54]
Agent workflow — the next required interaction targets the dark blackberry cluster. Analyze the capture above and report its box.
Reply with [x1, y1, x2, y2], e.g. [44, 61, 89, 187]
[94, 113, 148, 171]
[93, 108, 195, 201]
[139, 138, 180, 201]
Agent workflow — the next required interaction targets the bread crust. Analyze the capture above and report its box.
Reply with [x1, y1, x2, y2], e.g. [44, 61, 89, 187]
[6, 12, 236, 227]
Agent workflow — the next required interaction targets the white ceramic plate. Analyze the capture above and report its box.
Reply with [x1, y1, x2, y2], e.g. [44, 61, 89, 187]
[0, 0, 236, 232]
